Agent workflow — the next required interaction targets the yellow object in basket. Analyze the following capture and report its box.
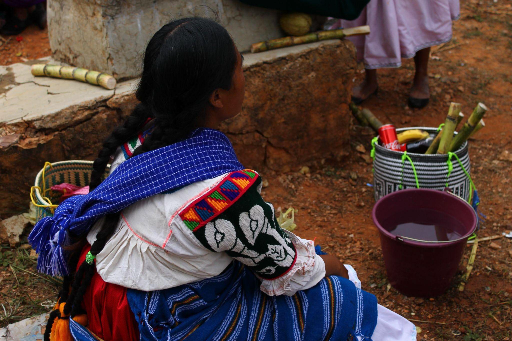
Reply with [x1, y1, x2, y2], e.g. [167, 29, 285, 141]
[397, 129, 429, 144]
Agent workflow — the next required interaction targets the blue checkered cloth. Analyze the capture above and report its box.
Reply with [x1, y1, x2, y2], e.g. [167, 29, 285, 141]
[29, 128, 244, 276]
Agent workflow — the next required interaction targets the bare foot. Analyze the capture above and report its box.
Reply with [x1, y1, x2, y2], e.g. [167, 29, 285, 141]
[409, 73, 430, 99]
[410, 47, 431, 100]
[352, 69, 378, 102]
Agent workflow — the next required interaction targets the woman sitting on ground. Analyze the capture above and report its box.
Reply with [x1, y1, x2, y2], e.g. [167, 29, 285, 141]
[30, 17, 416, 341]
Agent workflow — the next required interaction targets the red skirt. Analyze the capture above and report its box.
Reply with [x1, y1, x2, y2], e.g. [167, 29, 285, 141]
[77, 245, 139, 341]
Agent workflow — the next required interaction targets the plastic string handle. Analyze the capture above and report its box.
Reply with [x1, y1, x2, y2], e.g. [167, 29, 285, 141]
[30, 186, 58, 213]
[370, 136, 378, 159]
[399, 151, 420, 190]
[446, 152, 476, 204]
[445, 152, 454, 187]
[370, 136, 379, 174]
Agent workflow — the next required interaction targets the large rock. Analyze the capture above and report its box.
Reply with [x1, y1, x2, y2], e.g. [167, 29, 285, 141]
[0, 214, 30, 247]
[48, 0, 282, 80]
[0, 40, 356, 218]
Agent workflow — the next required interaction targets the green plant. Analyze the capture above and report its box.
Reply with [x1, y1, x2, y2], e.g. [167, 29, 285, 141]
[0, 299, 22, 326]
[13, 249, 34, 270]
[463, 327, 483, 341]
[0, 250, 13, 267]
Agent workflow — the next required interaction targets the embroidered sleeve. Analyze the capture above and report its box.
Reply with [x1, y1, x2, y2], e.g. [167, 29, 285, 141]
[179, 170, 297, 280]
[259, 232, 326, 296]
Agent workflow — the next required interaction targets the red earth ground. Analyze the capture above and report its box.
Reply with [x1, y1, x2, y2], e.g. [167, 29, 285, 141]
[1, 1, 511, 339]
[0, 25, 51, 65]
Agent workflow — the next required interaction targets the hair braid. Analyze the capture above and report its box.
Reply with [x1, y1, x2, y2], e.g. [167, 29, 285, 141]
[62, 259, 87, 316]
[44, 309, 61, 341]
[62, 213, 120, 317]
[69, 264, 95, 317]
[131, 107, 199, 157]
[89, 103, 150, 190]
[58, 275, 72, 303]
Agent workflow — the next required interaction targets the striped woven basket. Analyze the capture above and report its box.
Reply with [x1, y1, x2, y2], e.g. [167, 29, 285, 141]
[31, 160, 100, 223]
[373, 127, 472, 202]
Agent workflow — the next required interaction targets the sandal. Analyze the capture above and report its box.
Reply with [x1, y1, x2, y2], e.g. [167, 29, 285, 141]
[351, 87, 378, 105]
[407, 96, 430, 109]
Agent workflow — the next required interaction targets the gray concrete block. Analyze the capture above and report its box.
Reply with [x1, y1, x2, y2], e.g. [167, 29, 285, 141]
[48, 0, 282, 80]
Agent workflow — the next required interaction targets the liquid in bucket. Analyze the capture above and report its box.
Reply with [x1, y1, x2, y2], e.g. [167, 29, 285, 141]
[372, 189, 477, 297]
[382, 208, 464, 242]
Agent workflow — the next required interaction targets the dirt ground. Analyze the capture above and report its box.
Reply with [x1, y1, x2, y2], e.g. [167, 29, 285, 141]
[0, 26, 51, 65]
[1, 0, 512, 339]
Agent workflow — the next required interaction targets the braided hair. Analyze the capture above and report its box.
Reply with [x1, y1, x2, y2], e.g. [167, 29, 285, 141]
[54, 17, 239, 322]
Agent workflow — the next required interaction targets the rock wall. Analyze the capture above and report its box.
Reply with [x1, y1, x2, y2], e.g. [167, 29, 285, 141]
[0, 40, 356, 218]
[48, 0, 282, 80]
[223, 41, 356, 172]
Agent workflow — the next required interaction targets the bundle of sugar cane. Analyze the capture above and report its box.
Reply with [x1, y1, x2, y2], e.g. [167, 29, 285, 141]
[437, 102, 462, 154]
[251, 25, 370, 53]
[449, 103, 487, 152]
[31, 64, 116, 90]
[425, 112, 464, 154]
[468, 119, 485, 138]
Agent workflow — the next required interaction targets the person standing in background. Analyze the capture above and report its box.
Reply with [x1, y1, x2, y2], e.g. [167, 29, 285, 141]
[343, 0, 460, 109]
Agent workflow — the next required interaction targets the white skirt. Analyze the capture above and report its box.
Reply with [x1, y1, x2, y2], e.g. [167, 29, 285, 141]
[345, 265, 417, 340]
[341, 0, 460, 69]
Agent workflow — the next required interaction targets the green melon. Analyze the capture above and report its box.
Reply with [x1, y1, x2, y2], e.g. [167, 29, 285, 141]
[279, 13, 313, 37]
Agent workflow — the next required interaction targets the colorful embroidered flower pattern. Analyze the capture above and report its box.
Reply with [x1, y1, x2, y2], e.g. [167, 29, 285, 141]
[179, 170, 257, 231]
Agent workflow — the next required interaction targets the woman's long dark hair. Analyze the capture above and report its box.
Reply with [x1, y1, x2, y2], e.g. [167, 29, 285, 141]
[52, 17, 238, 323]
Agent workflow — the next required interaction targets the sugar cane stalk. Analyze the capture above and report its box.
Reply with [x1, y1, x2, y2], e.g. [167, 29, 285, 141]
[458, 236, 478, 292]
[31, 64, 116, 90]
[468, 119, 485, 138]
[360, 108, 383, 132]
[349, 103, 369, 127]
[425, 112, 464, 154]
[437, 103, 462, 154]
[449, 103, 487, 152]
[250, 25, 370, 53]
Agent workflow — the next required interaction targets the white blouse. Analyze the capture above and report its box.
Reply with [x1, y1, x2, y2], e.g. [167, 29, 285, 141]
[87, 150, 325, 295]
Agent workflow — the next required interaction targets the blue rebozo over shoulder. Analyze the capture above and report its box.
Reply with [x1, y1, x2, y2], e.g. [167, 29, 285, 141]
[28, 128, 243, 277]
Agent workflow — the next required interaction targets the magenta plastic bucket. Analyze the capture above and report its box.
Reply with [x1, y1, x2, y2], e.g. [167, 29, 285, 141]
[372, 189, 477, 297]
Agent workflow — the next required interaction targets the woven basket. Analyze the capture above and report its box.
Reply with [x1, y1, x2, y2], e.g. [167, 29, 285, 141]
[31, 160, 98, 223]
[373, 127, 472, 202]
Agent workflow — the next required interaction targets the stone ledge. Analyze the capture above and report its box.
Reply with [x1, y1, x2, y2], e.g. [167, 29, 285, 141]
[0, 40, 356, 218]
[0, 41, 339, 129]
